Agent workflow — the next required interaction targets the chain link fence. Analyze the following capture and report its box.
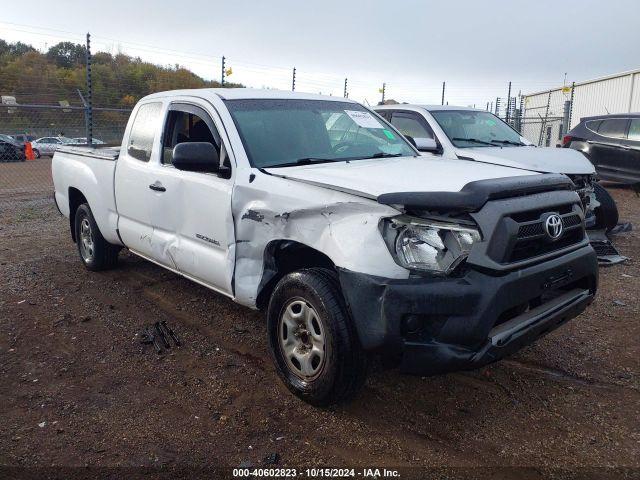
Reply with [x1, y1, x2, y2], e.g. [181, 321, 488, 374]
[0, 104, 131, 202]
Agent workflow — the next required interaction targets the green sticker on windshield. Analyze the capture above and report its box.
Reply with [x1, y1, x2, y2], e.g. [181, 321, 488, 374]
[383, 129, 395, 140]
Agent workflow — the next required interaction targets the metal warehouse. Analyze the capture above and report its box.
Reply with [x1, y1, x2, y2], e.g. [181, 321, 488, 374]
[521, 68, 640, 146]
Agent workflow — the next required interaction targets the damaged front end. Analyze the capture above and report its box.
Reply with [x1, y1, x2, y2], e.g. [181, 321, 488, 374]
[339, 174, 598, 375]
[569, 174, 599, 229]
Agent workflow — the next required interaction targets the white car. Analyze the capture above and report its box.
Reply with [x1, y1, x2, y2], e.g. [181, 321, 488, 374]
[374, 105, 618, 230]
[69, 137, 106, 145]
[52, 89, 598, 405]
[31, 136, 73, 158]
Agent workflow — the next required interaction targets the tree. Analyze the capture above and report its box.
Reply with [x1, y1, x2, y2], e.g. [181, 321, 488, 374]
[46, 42, 86, 69]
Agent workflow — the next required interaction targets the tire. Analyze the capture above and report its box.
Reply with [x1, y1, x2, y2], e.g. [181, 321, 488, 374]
[74, 203, 120, 271]
[33, 149, 40, 159]
[267, 268, 367, 406]
[593, 182, 619, 232]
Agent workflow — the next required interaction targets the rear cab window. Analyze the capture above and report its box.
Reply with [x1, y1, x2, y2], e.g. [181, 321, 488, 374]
[128, 102, 163, 162]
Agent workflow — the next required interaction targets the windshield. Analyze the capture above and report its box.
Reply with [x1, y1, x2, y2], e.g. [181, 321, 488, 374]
[0, 134, 16, 143]
[430, 110, 524, 148]
[225, 99, 415, 168]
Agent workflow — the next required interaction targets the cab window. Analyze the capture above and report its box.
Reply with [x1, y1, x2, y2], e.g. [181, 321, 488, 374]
[161, 104, 221, 166]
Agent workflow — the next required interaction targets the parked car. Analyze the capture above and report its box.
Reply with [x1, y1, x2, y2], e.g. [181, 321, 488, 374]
[563, 114, 640, 185]
[10, 133, 35, 145]
[0, 134, 26, 162]
[374, 105, 619, 231]
[31, 136, 73, 158]
[69, 137, 106, 145]
[52, 89, 598, 405]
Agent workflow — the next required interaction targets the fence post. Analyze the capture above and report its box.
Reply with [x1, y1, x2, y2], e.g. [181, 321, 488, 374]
[538, 89, 552, 146]
[85, 32, 93, 145]
[441, 82, 445, 105]
[505, 81, 512, 124]
[568, 81, 576, 129]
[221, 56, 226, 86]
[380, 83, 386, 104]
[343, 78, 348, 98]
[292, 67, 296, 91]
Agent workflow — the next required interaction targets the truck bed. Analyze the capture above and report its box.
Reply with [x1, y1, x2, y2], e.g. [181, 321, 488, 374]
[56, 145, 121, 161]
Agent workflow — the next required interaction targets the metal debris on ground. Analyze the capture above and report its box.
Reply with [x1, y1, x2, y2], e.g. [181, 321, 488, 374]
[609, 222, 633, 235]
[138, 321, 181, 354]
[588, 229, 628, 266]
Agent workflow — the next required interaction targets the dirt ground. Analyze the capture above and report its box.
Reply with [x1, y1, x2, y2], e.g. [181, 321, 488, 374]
[0, 159, 639, 479]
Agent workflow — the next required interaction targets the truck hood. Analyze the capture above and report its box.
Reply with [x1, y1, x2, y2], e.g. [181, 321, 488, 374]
[264, 156, 536, 198]
[460, 146, 595, 175]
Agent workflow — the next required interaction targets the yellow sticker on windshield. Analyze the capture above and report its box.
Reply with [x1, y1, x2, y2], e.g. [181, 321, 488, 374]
[383, 129, 395, 140]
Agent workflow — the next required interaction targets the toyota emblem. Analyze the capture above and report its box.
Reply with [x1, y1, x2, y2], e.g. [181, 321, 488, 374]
[544, 214, 563, 240]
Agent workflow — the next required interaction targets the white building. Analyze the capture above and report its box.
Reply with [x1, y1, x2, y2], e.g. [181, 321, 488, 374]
[521, 68, 640, 146]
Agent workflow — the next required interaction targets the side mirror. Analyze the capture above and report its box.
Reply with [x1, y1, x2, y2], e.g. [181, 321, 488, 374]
[172, 142, 220, 173]
[413, 137, 439, 153]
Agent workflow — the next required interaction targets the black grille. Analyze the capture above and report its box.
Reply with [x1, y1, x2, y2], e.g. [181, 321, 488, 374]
[508, 210, 584, 263]
[517, 213, 582, 239]
[509, 229, 584, 262]
[518, 222, 544, 238]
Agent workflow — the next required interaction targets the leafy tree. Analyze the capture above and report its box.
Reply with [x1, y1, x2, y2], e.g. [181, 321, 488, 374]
[46, 42, 87, 69]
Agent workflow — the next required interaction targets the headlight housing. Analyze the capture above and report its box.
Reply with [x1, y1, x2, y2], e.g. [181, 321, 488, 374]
[381, 216, 481, 274]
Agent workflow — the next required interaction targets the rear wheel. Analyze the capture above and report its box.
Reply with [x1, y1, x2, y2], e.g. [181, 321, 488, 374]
[267, 268, 367, 406]
[74, 203, 120, 271]
[593, 182, 619, 232]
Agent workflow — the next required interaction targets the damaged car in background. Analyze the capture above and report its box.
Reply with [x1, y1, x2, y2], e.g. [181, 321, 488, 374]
[52, 89, 598, 405]
[374, 105, 623, 262]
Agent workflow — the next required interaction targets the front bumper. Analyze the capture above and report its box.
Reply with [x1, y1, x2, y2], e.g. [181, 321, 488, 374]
[338, 245, 598, 375]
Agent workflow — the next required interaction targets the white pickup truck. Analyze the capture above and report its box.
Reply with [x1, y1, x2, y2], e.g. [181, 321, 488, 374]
[53, 89, 598, 405]
[374, 104, 619, 231]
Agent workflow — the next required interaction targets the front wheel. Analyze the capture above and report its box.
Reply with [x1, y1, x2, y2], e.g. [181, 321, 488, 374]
[74, 203, 120, 271]
[33, 149, 40, 159]
[267, 268, 367, 406]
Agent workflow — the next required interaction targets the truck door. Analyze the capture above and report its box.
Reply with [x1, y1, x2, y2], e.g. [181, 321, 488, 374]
[114, 101, 164, 259]
[149, 101, 235, 296]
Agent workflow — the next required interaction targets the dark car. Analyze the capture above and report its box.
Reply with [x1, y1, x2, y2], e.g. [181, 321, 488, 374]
[11, 133, 35, 145]
[0, 134, 26, 162]
[563, 113, 640, 184]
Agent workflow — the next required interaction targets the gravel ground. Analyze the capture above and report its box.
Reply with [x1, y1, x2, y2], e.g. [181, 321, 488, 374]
[0, 160, 638, 479]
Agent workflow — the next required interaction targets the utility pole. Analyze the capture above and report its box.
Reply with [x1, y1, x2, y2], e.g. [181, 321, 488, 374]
[441, 82, 445, 105]
[292, 67, 296, 91]
[343, 78, 348, 98]
[486, 102, 489, 111]
[380, 83, 386, 104]
[506, 81, 512, 123]
[495, 97, 501, 116]
[85, 32, 93, 145]
[221, 56, 226, 86]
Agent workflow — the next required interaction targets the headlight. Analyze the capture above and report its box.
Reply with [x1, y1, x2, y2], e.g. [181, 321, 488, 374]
[381, 216, 481, 274]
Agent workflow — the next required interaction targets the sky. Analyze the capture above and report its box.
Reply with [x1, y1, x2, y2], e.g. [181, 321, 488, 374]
[1, 0, 639, 108]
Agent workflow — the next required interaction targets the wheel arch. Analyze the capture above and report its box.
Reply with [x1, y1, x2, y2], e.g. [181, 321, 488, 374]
[68, 187, 88, 243]
[255, 239, 336, 310]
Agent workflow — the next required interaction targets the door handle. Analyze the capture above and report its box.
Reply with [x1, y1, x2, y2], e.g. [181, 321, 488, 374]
[149, 182, 166, 192]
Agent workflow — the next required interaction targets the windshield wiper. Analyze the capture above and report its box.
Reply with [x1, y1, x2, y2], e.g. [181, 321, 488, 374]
[490, 139, 526, 146]
[268, 157, 336, 168]
[451, 137, 495, 146]
[367, 152, 404, 159]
